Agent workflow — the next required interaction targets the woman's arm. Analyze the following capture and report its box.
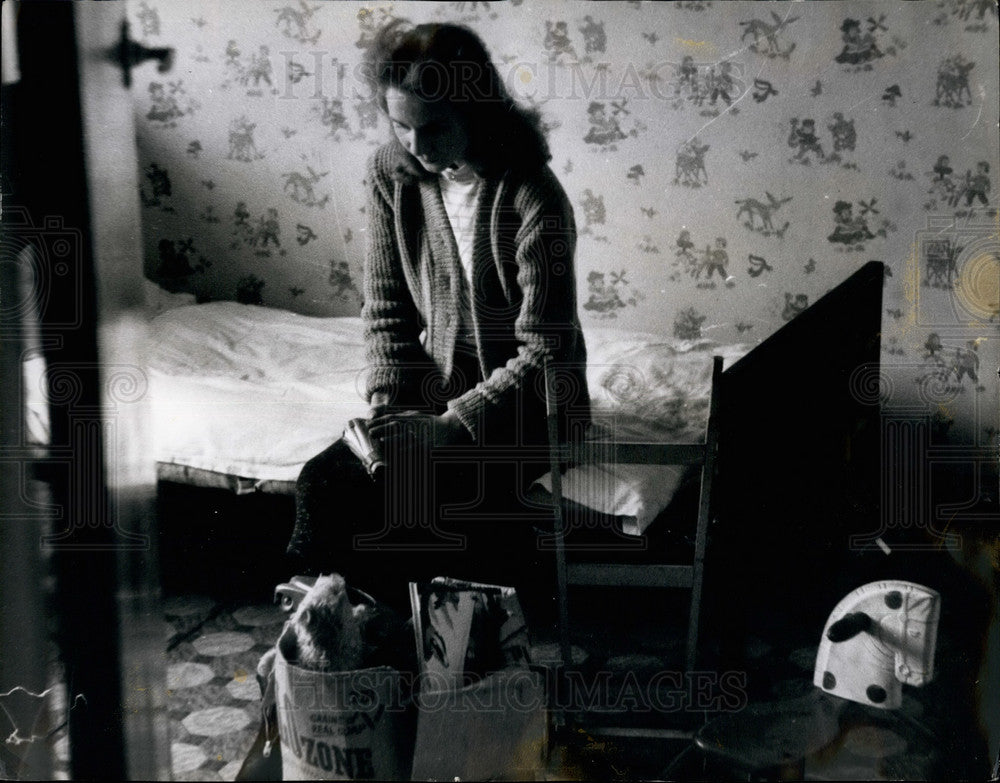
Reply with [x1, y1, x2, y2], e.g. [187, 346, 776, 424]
[361, 154, 435, 413]
[447, 168, 585, 443]
[361, 152, 472, 455]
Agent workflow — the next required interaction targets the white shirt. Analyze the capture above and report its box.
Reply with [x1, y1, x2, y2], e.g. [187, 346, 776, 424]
[438, 165, 482, 351]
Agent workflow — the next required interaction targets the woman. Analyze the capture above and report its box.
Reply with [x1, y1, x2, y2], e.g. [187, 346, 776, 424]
[288, 21, 589, 611]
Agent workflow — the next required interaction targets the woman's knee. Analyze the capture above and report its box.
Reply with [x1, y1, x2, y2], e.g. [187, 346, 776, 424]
[296, 438, 354, 494]
[296, 453, 325, 494]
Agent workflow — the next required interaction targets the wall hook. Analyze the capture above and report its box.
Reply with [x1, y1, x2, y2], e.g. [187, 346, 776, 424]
[109, 19, 174, 89]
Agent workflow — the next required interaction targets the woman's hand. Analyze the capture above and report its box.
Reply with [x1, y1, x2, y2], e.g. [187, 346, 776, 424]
[368, 392, 394, 420]
[368, 409, 472, 457]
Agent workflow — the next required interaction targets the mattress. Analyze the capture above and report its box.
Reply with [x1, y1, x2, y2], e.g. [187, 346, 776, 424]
[147, 303, 370, 490]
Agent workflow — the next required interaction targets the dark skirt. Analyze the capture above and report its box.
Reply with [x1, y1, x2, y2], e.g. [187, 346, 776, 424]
[287, 437, 557, 614]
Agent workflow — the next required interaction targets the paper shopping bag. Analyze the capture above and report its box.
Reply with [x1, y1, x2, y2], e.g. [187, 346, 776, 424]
[272, 652, 414, 780]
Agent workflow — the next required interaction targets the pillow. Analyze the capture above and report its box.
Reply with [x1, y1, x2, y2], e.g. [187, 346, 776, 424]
[584, 328, 751, 443]
[532, 462, 688, 537]
[531, 330, 752, 536]
[143, 279, 197, 316]
[23, 353, 49, 446]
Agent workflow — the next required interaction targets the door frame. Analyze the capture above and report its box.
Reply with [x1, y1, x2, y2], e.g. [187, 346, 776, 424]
[5, 2, 167, 778]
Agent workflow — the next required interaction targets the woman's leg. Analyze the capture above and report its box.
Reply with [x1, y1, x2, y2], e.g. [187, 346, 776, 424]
[290, 439, 557, 616]
[289, 439, 488, 608]
[288, 438, 378, 574]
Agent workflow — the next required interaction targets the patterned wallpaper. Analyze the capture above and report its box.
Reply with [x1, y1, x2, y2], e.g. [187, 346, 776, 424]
[128, 0, 998, 446]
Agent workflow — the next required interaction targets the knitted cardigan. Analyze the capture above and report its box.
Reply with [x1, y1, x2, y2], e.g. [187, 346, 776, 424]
[362, 143, 590, 446]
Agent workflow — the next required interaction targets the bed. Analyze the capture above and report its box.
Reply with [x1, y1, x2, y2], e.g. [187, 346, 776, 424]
[24, 263, 886, 668]
[24, 263, 884, 550]
[104, 288, 750, 535]
[130, 290, 747, 695]
[23, 288, 744, 531]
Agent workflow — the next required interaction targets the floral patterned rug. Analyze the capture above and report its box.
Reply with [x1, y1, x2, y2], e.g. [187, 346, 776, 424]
[155, 591, 689, 781]
[12, 589, 692, 781]
[162, 594, 284, 781]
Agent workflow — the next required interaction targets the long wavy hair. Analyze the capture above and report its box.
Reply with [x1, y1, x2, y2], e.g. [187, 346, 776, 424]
[364, 21, 551, 182]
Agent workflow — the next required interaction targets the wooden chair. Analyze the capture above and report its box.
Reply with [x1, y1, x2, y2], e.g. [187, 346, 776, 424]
[542, 355, 724, 739]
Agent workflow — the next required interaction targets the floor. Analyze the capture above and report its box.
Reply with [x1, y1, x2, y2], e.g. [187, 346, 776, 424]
[147, 481, 715, 780]
[154, 591, 700, 781]
[162, 594, 284, 780]
[20, 480, 992, 780]
[38, 581, 974, 781]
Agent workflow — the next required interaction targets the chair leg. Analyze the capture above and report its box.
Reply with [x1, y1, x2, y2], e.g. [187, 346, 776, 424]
[543, 356, 574, 672]
[685, 554, 704, 673]
[686, 357, 722, 671]
[551, 486, 574, 693]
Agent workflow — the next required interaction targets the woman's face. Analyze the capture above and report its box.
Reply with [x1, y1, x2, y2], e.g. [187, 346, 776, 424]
[385, 87, 470, 174]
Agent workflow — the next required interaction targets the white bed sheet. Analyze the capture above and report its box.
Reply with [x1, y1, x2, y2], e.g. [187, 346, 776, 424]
[538, 330, 750, 534]
[147, 303, 369, 483]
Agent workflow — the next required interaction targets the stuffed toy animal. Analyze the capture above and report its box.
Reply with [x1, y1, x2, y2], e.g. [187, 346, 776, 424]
[258, 573, 415, 680]
[257, 573, 366, 680]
